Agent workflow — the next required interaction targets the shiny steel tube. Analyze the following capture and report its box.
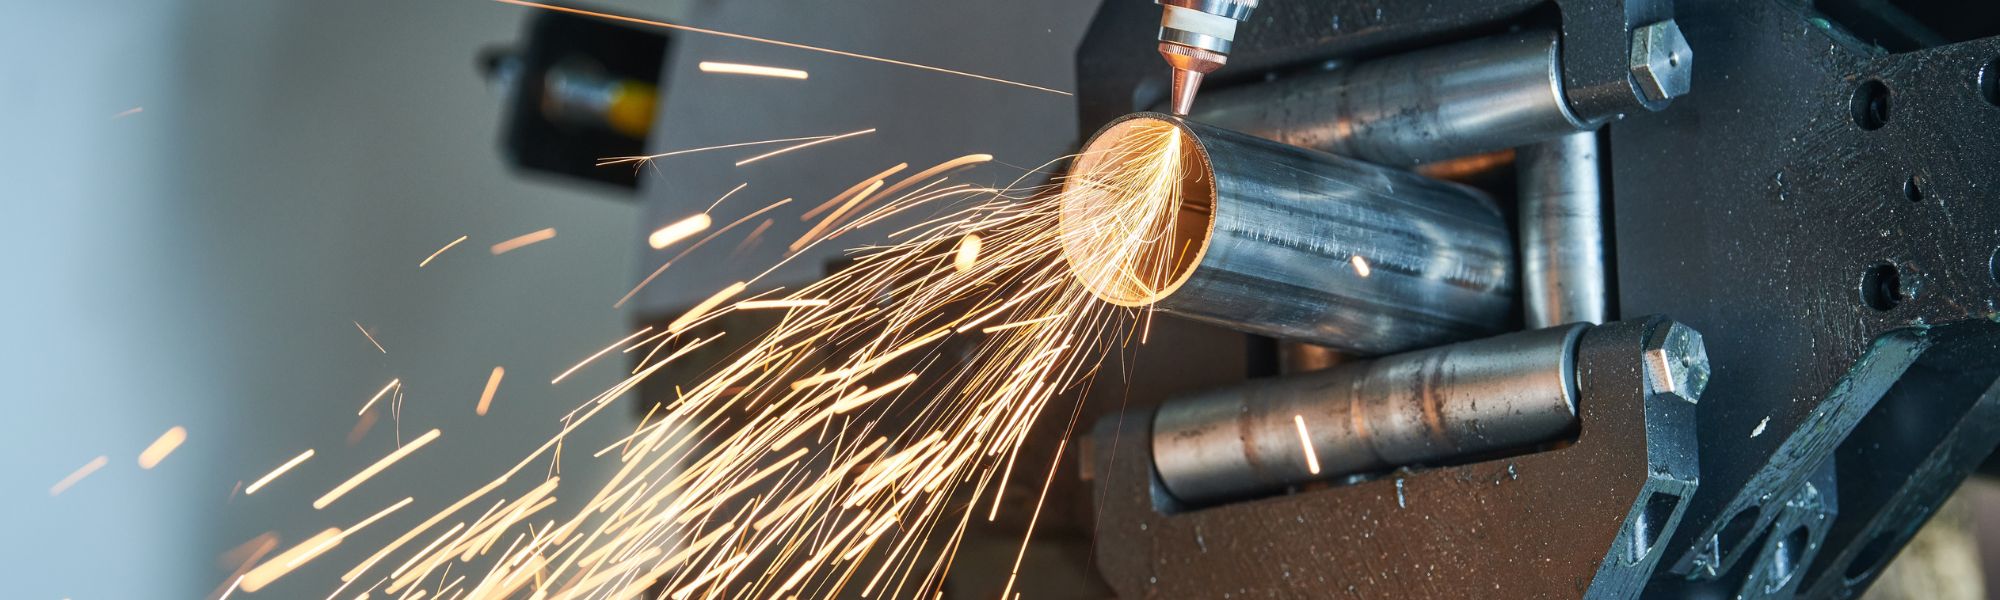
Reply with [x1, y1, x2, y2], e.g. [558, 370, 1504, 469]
[1191, 30, 1590, 166]
[1519, 131, 1608, 327]
[1152, 323, 1587, 505]
[1060, 113, 1514, 355]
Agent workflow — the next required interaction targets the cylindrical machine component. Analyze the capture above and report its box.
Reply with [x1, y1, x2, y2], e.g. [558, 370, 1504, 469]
[1519, 131, 1608, 328]
[1059, 113, 1514, 355]
[1191, 30, 1590, 166]
[1152, 323, 1587, 505]
[1153, 0, 1259, 115]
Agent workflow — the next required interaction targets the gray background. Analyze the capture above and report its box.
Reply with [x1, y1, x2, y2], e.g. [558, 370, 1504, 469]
[0, 1, 1093, 598]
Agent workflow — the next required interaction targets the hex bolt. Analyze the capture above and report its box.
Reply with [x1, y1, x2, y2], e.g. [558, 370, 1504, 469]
[1630, 20, 1694, 103]
[1644, 321, 1710, 403]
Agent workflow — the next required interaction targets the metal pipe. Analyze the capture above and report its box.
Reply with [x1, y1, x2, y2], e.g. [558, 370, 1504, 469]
[1519, 131, 1609, 327]
[1152, 323, 1587, 505]
[1060, 113, 1515, 355]
[1191, 30, 1590, 166]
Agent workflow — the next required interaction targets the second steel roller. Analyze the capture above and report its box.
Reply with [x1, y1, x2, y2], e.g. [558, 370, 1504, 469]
[1060, 113, 1515, 356]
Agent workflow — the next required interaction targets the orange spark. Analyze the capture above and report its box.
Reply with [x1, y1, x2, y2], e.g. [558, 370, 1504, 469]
[1351, 255, 1372, 277]
[698, 61, 809, 80]
[649, 214, 713, 250]
[598, 136, 835, 168]
[476, 366, 505, 416]
[313, 428, 440, 510]
[490, 0, 1070, 95]
[1294, 415, 1322, 475]
[735, 128, 875, 167]
[668, 282, 748, 334]
[241, 528, 342, 592]
[419, 235, 467, 268]
[49, 456, 107, 496]
[112, 106, 144, 119]
[137, 426, 187, 469]
[954, 234, 981, 273]
[489, 228, 556, 255]
[358, 378, 400, 415]
[734, 299, 830, 310]
[246, 449, 314, 495]
[552, 328, 655, 384]
[353, 321, 387, 353]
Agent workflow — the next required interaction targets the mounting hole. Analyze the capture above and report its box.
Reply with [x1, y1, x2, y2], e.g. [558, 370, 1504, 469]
[1902, 175, 1927, 203]
[1851, 79, 1891, 130]
[1766, 526, 1810, 591]
[1627, 492, 1683, 565]
[1981, 57, 2000, 107]
[1860, 263, 1905, 311]
[1989, 246, 2000, 285]
[1845, 529, 1898, 582]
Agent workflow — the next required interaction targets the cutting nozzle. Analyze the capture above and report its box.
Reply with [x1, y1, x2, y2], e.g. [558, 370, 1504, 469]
[1154, 0, 1256, 115]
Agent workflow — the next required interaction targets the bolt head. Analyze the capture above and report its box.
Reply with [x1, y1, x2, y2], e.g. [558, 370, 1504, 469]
[1630, 20, 1693, 103]
[1644, 321, 1710, 404]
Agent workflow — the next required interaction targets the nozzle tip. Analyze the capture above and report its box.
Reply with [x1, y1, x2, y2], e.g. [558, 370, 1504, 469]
[1169, 69, 1204, 116]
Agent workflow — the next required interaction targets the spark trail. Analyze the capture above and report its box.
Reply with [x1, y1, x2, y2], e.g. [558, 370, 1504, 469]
[239, 115, 1196, 599]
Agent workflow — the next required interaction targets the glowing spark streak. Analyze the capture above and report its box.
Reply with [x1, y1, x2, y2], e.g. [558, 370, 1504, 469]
[313, 429, 441, 510]
[489, 228, 556, 255]
[790, 180, 882, 251]
[735, 128, 875, 166]
[419, 235, 467, 268]
[246, 449, 315, 495]
[491, 0, 1070, 95]
[299, 497, 413, 566]
[735, 299, 830, 310]
[954, 234, 981, 273]
[353, 321, 387, 353]
[733, 219, 775, 255]
[955, 277, 1064, 332]
[475, 367, 505, 416]
[241, 528, 341, 592]
[804, 163, 908, 221]
[698, 61, 809, 80]
[980, 312, 1065, 334]
[598, 136, 834, 167]
[649, 214, 713, 250]
[358, 378, 400, 415]
[389, 522, 467, 580]
[1294, 415, 1322, 475]
[137, 425, 187, 469]
[342, 477, 506, 582]
[704, 182, 751, 212]
[668, 282, 748, 334]
[552, 327, 655, 384]
[831, 373, 918, 414]
[789, 327, 950, 389]
[1351, 255, 1372, 277]
[49, 456, 107, 496]
[872, 153, 994, 202]
[112, 106, 144, 119]
[217, 576, 243, 600]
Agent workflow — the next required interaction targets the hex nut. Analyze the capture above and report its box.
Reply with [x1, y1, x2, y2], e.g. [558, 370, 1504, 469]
[1630, 20, 1693, 102]
[1644, 321, 1710, 403]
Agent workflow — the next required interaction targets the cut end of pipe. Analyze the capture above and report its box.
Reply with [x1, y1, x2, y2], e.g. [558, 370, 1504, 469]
[1059, 114, 1215, 307]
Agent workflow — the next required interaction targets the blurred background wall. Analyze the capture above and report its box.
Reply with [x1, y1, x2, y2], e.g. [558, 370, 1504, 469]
[0, 2, 667, 597]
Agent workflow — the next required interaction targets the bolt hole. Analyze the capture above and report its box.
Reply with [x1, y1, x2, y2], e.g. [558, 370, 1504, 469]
[1627, 492, 1682, 565]
[1844, 529, 1898, 583]
[1980, 57, 2000, 107]
[1902, 174, 1926, 203]
[1988, 246, 1999, 286]
[1766, 526, 1810, 591]
[1860, 263, 1904, 311]
[1851, 79, 1891, 130]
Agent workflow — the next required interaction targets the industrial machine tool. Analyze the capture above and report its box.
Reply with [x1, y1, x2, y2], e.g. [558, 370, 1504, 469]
[1074, 0, 2000, 598]
[489, 0, 2000, 597]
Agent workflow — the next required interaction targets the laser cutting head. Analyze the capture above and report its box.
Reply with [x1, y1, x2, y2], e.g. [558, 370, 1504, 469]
[1155, 0, 1258, 115]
